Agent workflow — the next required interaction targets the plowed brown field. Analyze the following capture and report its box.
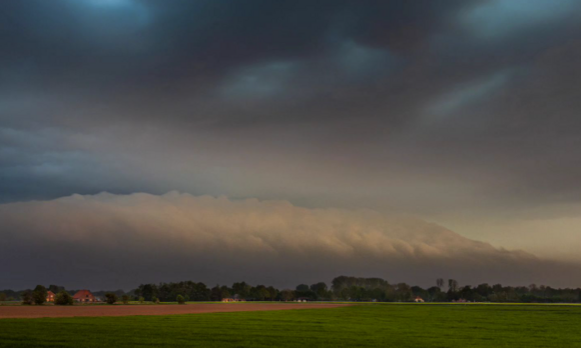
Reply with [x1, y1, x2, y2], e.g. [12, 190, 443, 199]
[0, 303, 350, 319]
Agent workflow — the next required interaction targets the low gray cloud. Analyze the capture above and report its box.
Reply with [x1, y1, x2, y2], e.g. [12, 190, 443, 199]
[1, 192, 578, 290]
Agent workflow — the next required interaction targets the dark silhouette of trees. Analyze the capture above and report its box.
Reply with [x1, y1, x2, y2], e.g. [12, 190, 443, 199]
[448, 279, 458, 292]
[105, 293, 118, 304]
[32, 285, 47, 305]
[6, 277, 579, 306]
[436, 278, 444, 291]
[54, 291, 74, 305]
[280, 289, 295, 301]
[48, 285, 65, 294]
[232, 282, 251, 299]
[310, 282, 331, 300]
[21, 290, 33, 305]
[210, 285, 222, 301]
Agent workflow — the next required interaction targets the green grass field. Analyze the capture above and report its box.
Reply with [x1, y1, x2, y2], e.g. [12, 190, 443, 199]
[0, 304, 579, 347]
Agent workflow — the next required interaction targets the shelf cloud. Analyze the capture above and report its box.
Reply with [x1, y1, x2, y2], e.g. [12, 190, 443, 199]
[1, 192, 577, 289]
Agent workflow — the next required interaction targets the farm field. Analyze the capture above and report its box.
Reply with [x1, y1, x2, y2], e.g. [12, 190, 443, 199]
[0, 303, 579, 347]
[0, 303, 348, 319]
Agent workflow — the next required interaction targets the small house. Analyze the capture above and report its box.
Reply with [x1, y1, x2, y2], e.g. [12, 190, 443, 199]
[414, 296, 424, 303]
[73, 290, 96, 303]
[46, 291, 55, 302]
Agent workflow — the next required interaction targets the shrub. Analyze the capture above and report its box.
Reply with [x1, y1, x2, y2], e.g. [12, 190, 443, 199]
[176, 295, 185, 304]
[105, 293, 118, 305]
[138, 297, 145, 304]
[152, 296, 159, 304]
[32, 285, 48, 305]
[21, 290, 33, 305]
[121, 295, 130, 304]
[0, 293, 6, 302]
[54, 291, 74, 305]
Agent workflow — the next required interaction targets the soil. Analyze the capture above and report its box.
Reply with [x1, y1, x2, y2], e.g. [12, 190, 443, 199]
[0, 303, 350, 319]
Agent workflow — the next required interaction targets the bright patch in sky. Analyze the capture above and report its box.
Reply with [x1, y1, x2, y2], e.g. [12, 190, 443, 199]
[463, 0, 576, 38]
[222, 62, 297, 100]
[426, 71, 510, 121]
[85, 0, 133, 7]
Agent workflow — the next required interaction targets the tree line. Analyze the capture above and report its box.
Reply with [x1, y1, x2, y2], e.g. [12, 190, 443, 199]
[133, 276, 580, 303]
[1, 276, 579, 304]
[0, 285, 127, 302]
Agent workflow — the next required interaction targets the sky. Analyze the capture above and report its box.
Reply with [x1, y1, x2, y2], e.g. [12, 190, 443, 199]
[0, 0, 579, 290]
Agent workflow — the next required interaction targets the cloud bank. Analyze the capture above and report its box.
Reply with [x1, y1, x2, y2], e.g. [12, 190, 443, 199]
[1, 192, 578, 290]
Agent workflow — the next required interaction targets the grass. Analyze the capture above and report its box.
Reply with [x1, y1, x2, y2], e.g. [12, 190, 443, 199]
[0, 303, 579, 347]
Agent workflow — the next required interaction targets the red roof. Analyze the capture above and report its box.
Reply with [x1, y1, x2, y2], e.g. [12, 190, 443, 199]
[73, 290, 94, 299]
[47, 291, 55, 296]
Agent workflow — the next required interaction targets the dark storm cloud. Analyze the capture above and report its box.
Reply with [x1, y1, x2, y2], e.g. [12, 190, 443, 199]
[0, 0, 578, 195]
[0, 0, 579, 283]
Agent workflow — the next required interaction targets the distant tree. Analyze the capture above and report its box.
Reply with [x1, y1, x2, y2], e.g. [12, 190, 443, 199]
[448, 279, 459, 293]
[0, 293, 6, 302]
[21, 290, 33, 305]
[310, 282, 329, 300]
[220, 286, 232, 299]
[176, 295, 185, 304]
[266, 286, 278, 301]
[136, 283, 158, 302]
[411, 286, 429, 302]
[459, 285, 473, 301]
[105, 293, 118, 305]
[48, 285, 65, 294]
[295, 284, 315, 300]
[121, 295, 130, 304]
[427, 286, 442, 302]
[249, 285, 270, 301]
[54, 290, 74, 305]
[395, 283, 412, 302]
[256, 286, 270, 301]
[232, 282, 251, 299]
[32, 285, 48, 305]
[475, 283, 492, 298]
[280, 289, 295, 301]
[152, 296, 159, 304]
[210, 285, 223, 301]
[295, 284, 309, 292]
[436, 278, 444, 291]
[339, 287, 350, 301]
[138, 297, 145, 304]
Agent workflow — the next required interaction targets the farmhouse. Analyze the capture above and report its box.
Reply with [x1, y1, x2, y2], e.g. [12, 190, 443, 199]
[222, 298, 245, 302]
[73, 290, 96, 303]
[46, 291, 55, 302]
[414, 297, 424, 303]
